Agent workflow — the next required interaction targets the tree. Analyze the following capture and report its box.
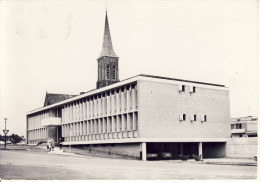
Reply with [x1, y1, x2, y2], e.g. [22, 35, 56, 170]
[11, 134, 23, 144]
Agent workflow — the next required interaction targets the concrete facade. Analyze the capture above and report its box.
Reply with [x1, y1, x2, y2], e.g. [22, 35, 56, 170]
[226, 137, 257, 158]
[63, 143, 140, 158]
[138, 80, 230, 139]
[26, 75, 230, 159]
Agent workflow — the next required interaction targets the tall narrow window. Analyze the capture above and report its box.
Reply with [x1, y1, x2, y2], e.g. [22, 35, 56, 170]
[112, 65, 116, 79]
[106, 65, 110, 79]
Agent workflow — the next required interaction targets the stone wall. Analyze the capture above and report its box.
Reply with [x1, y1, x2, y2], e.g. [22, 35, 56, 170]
[226, 138, 257, 158]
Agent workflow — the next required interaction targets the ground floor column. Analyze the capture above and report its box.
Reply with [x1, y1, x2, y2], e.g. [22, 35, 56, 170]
[180, 143, 183, 155]
[198, 142, 203, 158]
[142, 142, 147, 161]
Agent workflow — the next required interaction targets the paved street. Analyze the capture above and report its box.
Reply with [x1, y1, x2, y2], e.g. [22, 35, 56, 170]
[0, 149, 257, 180]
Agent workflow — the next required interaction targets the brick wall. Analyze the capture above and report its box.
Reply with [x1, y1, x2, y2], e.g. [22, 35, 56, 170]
[138, 80, 230, 139]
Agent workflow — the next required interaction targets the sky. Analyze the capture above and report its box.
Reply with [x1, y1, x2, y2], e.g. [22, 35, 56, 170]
[0, 0, 258, 137]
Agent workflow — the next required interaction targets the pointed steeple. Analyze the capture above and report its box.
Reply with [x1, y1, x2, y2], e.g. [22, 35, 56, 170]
[96, 10, 119, 89]
[98, 11, 118, 58]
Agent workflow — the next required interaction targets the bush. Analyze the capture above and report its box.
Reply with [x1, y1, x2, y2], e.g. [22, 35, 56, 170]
[179, 154, 189, 161]
[192, 154, 202, 161]
[37, 141, 46, 146]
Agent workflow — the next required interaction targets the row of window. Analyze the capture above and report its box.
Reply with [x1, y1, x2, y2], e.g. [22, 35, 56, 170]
[62, 85, 138, 123]
[179, 114, 207, 122]
[106, 64, 116, 79]
[179, 85, 196, 93]
[62, 112, 138, 137]
[28, 111, 50, 130]
[27, 128, 47, 140]
[231, 123, 242, 129]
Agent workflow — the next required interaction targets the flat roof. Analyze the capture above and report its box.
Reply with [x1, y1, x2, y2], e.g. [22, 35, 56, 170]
[139, 74, 225, 87]
[27, 74, 227, 115]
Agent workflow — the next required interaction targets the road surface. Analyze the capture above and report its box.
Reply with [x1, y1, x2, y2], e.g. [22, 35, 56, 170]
[0, 149, 257, 180]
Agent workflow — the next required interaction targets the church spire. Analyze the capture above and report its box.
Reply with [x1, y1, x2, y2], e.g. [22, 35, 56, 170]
[96, 10, 120, 89]
[98, 11, 118, 59]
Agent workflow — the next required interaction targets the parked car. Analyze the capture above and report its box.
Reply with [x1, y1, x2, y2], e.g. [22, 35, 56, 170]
[159, 152, 172, 159]
[6, 141, 12, 144]
[147, 153, 158, 160]
[0, 141, 5, 145]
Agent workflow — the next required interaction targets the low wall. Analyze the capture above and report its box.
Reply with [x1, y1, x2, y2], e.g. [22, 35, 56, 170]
[63, 143, 141, 159]
[226, 138, 258, 158]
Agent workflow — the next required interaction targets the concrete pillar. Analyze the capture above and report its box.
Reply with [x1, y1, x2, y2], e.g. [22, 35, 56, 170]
[180, 143, 183, 155]
[198, 142, 203, 158]
[142, 142, 147, 161]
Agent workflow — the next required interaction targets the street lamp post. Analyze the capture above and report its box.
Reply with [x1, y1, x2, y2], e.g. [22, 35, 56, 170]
[3, 118, 9, 149]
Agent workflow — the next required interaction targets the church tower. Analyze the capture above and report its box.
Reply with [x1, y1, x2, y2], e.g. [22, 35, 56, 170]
[97, 11, 119, 89]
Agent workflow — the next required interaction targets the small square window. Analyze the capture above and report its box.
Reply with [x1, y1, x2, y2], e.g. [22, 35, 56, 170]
[191, 114, 197, 121]
[201, 114, 207, 122]
[193, 86, 196, 93]
[179, 85, 185, 92]
[179, 114, 186, 121]
[190, 86, 196, 93]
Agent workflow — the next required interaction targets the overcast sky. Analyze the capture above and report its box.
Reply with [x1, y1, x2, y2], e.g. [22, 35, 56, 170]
[0, 0, 258, 136]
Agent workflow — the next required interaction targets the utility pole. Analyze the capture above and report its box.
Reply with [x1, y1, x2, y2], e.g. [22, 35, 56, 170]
[3, 118, 9, 149]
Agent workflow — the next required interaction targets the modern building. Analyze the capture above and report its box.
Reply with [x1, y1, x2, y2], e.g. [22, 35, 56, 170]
[26, 11, 230, 160]
[230, 116, 258, 138]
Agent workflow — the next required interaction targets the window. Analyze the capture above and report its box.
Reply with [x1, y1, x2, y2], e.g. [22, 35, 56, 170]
[231, 124, 234, 129]
[112, 65, 116, 79]
[106, 65, 110, 79]
[201, 114, 207, 122]
[179, 114, 186, 121]
[191, 114, 197, 121]
[179, 85, 185, 92]
[236, 123, 242, 129]
[190, 86, 196, 93]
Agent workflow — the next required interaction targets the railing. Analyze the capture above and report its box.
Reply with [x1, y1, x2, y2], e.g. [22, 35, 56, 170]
[231, 129, 246, 134]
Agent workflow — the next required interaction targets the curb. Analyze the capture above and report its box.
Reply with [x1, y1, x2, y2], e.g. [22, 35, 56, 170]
[204, 162, 257, 166]
[48, 151, 83, 157]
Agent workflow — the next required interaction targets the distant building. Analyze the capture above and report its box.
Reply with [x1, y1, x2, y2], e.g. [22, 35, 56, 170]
[230, 116, 258, 138]
[26, 11, 230, 160]
[44, 92, 76, 107]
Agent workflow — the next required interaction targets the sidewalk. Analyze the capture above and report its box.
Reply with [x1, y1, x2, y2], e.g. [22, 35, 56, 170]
[48, 147, 82, 156]
[45, 146, 257, 166]
[202, 158, 257, 166]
